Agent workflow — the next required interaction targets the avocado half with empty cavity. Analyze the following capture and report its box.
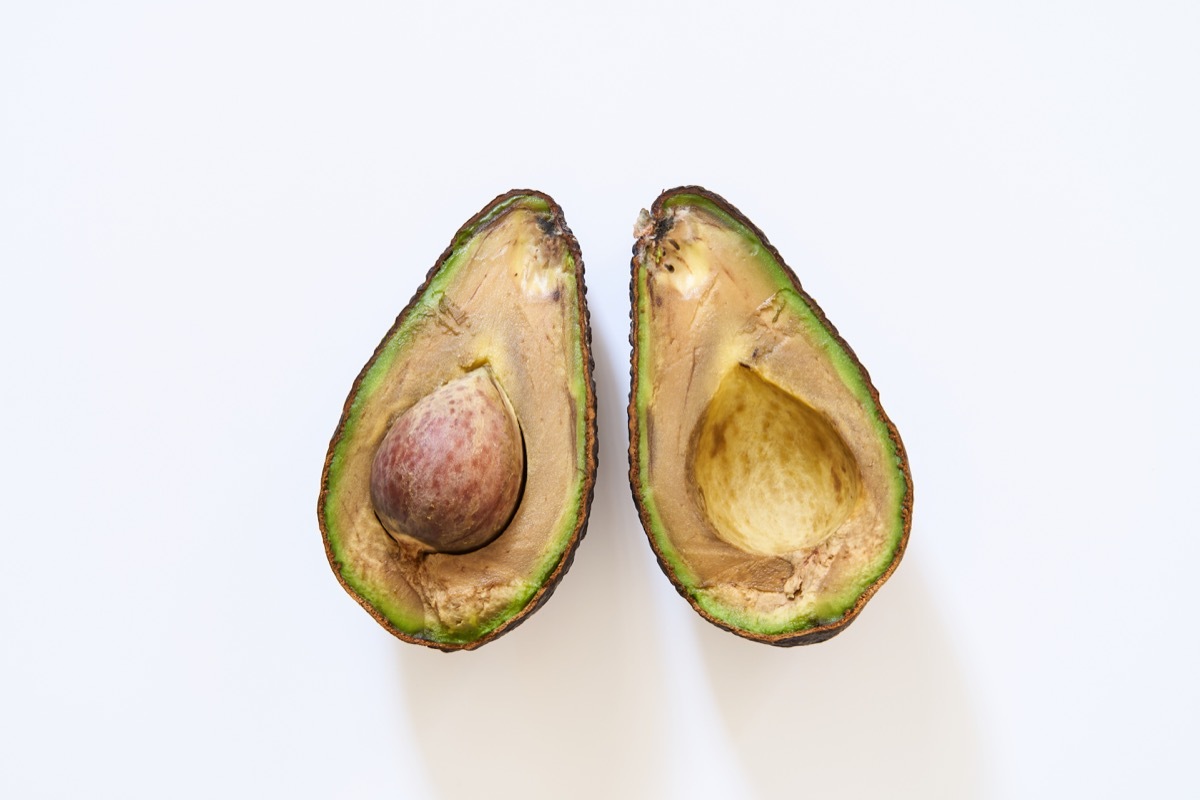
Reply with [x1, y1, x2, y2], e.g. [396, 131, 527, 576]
[320, 190, 596, 650]
[628, 187, 911, 645]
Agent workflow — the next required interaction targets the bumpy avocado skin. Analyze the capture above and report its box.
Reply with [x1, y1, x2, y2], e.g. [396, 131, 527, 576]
[627, 187, 912, 646]
[320, 190, 597, 651]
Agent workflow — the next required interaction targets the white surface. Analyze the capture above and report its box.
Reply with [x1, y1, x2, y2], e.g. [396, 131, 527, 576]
[2, 2, 1197, 798]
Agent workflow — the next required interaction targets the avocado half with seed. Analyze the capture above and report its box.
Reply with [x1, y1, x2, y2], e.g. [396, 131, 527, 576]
[320, 190, 597, 651]
[628, 187, 911, 646]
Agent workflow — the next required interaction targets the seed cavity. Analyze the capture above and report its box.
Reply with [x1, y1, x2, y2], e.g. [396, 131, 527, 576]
[690, 365, 862, 556]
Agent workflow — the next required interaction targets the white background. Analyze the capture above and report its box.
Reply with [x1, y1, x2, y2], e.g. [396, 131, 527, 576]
[2, 2, 1197, 798]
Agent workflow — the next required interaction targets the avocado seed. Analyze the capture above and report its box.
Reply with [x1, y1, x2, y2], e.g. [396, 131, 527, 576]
[370, 368, 524, 553]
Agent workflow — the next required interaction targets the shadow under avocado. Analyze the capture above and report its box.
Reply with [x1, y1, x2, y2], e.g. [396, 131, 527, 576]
[396, 331, 672, 800]
[694, 562, 985, 799]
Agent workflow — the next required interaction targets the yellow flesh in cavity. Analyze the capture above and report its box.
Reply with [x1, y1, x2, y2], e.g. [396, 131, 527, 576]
[691, 366, 862, 557]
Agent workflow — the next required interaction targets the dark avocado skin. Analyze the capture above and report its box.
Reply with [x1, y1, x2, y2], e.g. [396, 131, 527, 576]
[627, 186, 912, 646]
[319, 190, 598, 651]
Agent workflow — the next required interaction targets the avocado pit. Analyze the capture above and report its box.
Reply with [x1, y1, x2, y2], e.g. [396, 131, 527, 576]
[370, 367, 524, 554]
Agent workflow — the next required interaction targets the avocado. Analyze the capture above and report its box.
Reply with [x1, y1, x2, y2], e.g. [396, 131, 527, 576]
[628, 187, 911, 645]
[320, 190, 597, 650]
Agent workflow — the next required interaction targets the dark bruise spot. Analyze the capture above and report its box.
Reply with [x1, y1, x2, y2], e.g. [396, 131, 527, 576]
[647, 277, 663, 307]
[668, 238, 680, 251]
[537, 216, 558, 236]
[644, 410, 655, 463]
[653, 215, 674, 241]
[709, 420, 728, 458]
[664, 263, 675, 273]
[550, 287, 562, 302]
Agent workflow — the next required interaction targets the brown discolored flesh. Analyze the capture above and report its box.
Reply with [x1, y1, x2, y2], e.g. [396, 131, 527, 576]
[370, 368, 524, 554]
[628, 187, 911, 646]
[320, 191, 596, 650]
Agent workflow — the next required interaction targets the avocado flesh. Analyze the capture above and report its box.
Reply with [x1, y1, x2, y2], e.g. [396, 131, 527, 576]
[320, 192, 596, 650]
[629, 188, 910, 644]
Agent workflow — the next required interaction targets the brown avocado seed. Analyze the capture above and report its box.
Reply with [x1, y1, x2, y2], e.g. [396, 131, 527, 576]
[370, 368, 524, 554]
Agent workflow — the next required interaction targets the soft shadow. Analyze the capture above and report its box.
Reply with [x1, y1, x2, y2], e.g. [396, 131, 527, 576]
[696, 563, 985, 799]
[397, 331, 671, 799]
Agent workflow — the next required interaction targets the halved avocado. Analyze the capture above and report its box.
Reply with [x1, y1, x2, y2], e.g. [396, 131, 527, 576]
[628, 187, 911, 646]
[320, 191, 597, 651]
